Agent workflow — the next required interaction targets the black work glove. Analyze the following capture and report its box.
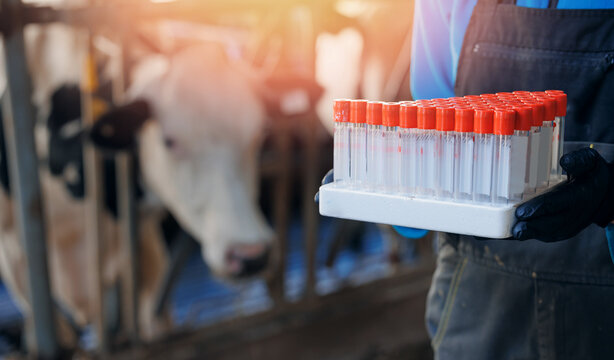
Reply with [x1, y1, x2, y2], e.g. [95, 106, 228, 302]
[513, 147, 614, 242]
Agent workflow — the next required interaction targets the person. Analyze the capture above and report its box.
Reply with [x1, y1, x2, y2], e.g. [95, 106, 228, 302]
[410, 0, 614, 358]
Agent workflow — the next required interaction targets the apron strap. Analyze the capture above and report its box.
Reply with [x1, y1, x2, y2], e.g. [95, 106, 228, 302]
[479, 0, 559, 7]
[477, 0, 514, 5]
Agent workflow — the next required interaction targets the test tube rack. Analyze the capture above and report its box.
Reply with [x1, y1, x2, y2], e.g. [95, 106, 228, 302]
[323, 91, 568, 238]
[318, 182, 562, 239]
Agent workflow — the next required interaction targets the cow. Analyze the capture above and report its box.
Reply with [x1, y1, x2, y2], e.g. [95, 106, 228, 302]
[0, 22, 274, 350]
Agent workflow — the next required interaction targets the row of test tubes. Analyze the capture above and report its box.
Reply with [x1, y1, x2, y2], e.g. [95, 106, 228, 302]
[333, 90, 567, 206]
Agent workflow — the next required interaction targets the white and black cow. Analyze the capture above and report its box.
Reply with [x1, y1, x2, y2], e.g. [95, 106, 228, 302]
[0, 29, 274, 348]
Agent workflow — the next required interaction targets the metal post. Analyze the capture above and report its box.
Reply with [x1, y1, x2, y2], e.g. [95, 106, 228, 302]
[0, 0, 59, 357]
[303, 111, 319, 300]
[113, 37, 140, 344]
[81, 34, 109, 352]
[268, 114, 290, 306]
[288, 6, 319, 300]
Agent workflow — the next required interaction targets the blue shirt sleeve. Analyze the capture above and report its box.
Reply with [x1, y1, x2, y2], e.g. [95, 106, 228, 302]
[410, 0, 614, 100]
[410, 0, 473, 100]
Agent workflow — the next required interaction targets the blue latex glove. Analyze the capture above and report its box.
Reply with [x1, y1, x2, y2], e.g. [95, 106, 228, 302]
[393, 226, 430, 239]
[315, 169, 428, 239]
[313, 169, 334, 203]
[607, 224, 614, 264]
[513, 148, 614, 242]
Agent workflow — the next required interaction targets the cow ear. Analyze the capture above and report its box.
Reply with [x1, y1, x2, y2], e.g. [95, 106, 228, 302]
[89, 99, 151, 150]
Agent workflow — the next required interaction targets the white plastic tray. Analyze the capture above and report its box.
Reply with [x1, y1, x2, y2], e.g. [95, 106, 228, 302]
[319, 184, 528, 239]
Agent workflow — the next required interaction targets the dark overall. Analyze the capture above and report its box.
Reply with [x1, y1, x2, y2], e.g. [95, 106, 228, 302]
[426, 1, 614, 359]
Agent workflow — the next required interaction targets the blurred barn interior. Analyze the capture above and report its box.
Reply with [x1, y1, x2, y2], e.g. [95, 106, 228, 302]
[0, 0, 435, 359]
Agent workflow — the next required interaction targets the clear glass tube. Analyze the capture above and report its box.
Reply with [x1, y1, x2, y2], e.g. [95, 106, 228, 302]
[492, 134, 512, 205]
[557, 115, 565, 179]
[437, 131, 455, 199]
[473, 133, 494, 203]
[511, 130, 529, 203]
[525, 126, 541, 195]
[454, 132, 474, 202]
[400, 128, 418, 196]
[366, 124, 384, 190]
[417, 129, 437, 197]
[551, 116, 561, 181]
[382, 126, 399, 192]
[350, 123, 367, 187]
[333, 122, 350, 184]
[538, 121, 553, 189]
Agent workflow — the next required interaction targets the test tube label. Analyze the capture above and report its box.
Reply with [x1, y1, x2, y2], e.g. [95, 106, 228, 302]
[457, 137, 474, 195]
[510, 135, 529, 195]
[440, 135, 455, 195]
[528, 131, 540, 188]
[537, 125, 553, 187]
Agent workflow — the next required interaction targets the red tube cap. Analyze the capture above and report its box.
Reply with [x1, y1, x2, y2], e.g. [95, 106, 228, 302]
[494, 109, 515, 135]
[535, 95, 556, 121]
[417, 104, 436, 129]
[474, 108, 494, 134]
[350, 100, 367, 124]
[333, 99, 351, 123]
[512, 106, 533, 131]
[366, 101, 383, 126]
[436, 106, 455, 131]
[545, 91, 567, 117]
[382, 102, 400, 127]
[400, 103, 418, 129]
[455, 107, 474, 133]
[522, 100, 545, 126]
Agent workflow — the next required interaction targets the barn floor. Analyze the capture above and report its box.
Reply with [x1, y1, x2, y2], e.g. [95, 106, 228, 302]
[118, 280, 434, 360]
[0, 216, 434, 358]
[151, 280, 433, 360]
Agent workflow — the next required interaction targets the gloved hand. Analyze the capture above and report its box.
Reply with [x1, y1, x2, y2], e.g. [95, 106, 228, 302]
[314, 169, 428, 239]
[513, 147, 614, 242]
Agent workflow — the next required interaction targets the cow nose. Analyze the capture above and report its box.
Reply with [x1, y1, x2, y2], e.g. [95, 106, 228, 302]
[226, 243, 270, 278]
[163, 136, 176, 149]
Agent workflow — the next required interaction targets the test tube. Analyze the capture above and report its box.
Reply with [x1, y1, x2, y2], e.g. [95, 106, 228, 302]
[513, 90, 532, 97]
[454, 107, 474, 202]
[472, 108, 495, 203]
[492, 109, 516, 205]
[399, 103, 418, 196]
[528, 99, 549, 190]
[350, 100, 367, 187]
[522, 100, 544, 195]
[533, 95, 555, 188]
[416, 103, 437, 197]
[382, 102, 400, 193]
[511, 105, 532, 201]
[365, 101, 384, 191]
[546, 90, 567, 180]
[436, 106, 455, 199]
[333, 99, 351, 185]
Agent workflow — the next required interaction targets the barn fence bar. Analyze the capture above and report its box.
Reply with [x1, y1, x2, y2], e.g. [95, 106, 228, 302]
[112, 34, 141, 344]
[81, 33, 110, 353]
[268, 113, 291, 306]
[0, 0, 59, 357]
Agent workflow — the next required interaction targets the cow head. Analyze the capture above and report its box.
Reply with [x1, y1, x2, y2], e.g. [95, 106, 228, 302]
[90, 44, 274, 278]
